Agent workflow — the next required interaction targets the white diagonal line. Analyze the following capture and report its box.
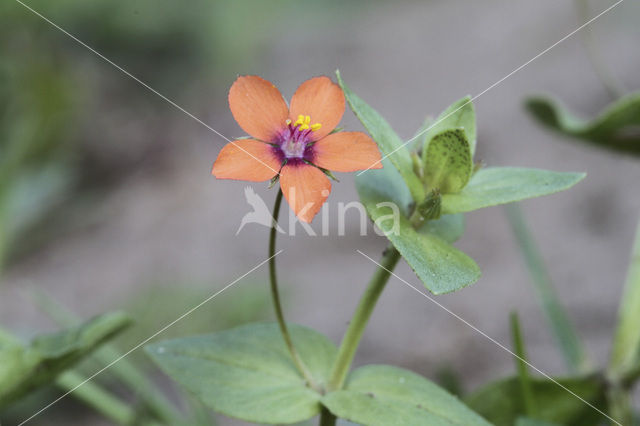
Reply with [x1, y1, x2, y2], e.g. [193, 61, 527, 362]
[358, 0, 624, 175]
[13, 0, 280, 176]
[18, 250, 283, 425]
[356, 249, 621, 426]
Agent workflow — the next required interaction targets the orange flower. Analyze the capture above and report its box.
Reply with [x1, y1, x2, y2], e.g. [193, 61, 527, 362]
[212, 75, 382, 223]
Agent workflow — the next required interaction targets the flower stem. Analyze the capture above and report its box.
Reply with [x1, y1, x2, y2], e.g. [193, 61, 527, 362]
[269, 189, 319, 391]
[327, 246, 401, 391]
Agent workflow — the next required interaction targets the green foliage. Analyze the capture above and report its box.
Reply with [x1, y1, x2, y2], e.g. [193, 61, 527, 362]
[356, 159, 481, 294]
[610, 219, 640, 376]
[441, 167, 585, 214]
[420, 96, 477, 157]
[146, 322, 337, 424]
[0, 312, 131, 409]
[423, 129, 473, 194]
[344, 87, 585, 295]
[322, 365, 490, 426]
[525, 94, 640, 156]
[465, 374, 607, 426]
[337, 71, 425, 203]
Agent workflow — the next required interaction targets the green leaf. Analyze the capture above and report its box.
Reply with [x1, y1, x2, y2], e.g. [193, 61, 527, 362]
[422, 96, 477, 157]
[525, 94, 640, 156]
[0, 311, 131, 408]
[465, 375, 606, 426]
[419, 213, 465, 244]
[146, 322, 337, 425]
[424, 129, 473, 194]
[442, 167, 585, 214]
[322, 365, 490, 426]
[610, 219, 640, 376]
[336, 70, 425, 203]
[357, 164, 480, 294]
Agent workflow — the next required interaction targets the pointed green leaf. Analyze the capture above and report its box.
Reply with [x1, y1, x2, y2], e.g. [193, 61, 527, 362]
[357, 164, 480, 294]
[336, 71, 425, 203]
[146, 323, 337, 425]
[421, 96, 477, 157]
[424, 129, 473, 194]
[442, 167, 585, 214]
[525, 94, 640, 156]
[0, 312, 131, 408]
[322, 365, 490, 426]
[610, 219, 640, 375]
[465, 375, 606, 426]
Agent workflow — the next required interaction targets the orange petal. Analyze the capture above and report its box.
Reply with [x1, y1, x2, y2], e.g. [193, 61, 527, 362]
[289, 76, 345, 141]
[311, 131, 383, 172]
[280, 162, 331, 223]
[229, 76, 289, 142]
[212, 139, 281, 182]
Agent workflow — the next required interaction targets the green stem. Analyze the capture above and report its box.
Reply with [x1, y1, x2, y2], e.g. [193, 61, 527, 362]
[505, 204, 588, 373]
[510, 312, 537, 418]
[32, 290, 181, 424]
[327, 246, 401, 391]
[606, 385, 633, 426]
[269, 189, 319, 391]
[56, 371, 143, 426]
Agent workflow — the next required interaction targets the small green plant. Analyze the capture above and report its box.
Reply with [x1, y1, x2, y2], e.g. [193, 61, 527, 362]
[145, 72, 585, 425]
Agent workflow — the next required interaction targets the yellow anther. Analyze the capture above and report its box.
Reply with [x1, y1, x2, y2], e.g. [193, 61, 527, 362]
[310, 123, 322, 131]
[294, 115, 305, 126]
[304, 115, 311, 124]
[299, 124, 310, 130]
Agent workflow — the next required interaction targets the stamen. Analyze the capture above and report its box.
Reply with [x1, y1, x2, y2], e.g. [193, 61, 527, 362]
[285, 118, 291, 125]
[299, 124, 310, 130]
[304, 115, 311, 125]
[311, 123, 322, 131]
[294, 115, 305, 127]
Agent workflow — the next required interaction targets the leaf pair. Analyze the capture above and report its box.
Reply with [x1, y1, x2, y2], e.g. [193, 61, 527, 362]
[338, 71, 585, 295]
[147, 322, 490, 425]
[525, 93, 640, 156]
[0, 312, 131, 409]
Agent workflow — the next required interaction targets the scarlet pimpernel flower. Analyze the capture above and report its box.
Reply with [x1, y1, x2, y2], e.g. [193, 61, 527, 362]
[212, 75, 382, 222]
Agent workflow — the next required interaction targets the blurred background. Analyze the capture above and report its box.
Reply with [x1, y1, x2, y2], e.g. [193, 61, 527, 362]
[1, 0, 639, 424]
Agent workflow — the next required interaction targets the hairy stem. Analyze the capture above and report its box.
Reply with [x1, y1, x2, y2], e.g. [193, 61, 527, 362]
[269, 189, 319, 391]
[327, 246, 401, 391]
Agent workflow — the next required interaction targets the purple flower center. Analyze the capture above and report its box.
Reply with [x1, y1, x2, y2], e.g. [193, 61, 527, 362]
[276, 115, 322, 160]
